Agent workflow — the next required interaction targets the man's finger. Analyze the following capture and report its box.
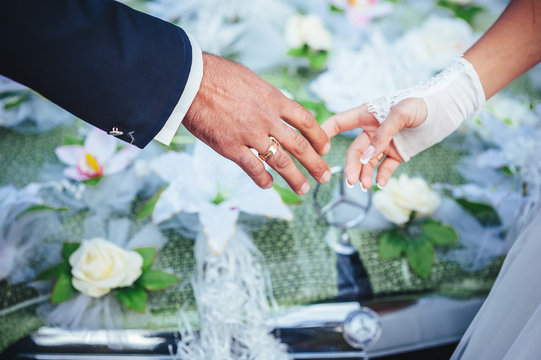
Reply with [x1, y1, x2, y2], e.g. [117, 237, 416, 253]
[271, 122, 331, 184]
[233, 147, 274, 189]
[280, 98, 331, 155]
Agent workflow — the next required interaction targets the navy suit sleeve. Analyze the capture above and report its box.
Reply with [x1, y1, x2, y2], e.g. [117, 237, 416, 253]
[0, 0, 192, 148]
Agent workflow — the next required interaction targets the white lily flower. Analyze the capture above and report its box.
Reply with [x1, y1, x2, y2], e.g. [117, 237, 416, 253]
[150, 141, 293, 253]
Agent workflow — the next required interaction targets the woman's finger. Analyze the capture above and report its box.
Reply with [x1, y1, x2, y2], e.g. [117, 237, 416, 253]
[375, 157, 401, 188]
[321, 105, 378, 139]
[344, 131, 371, 186]
[360, 153, 384, 190]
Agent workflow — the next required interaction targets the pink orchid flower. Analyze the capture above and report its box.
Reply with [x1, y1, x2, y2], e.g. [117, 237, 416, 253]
[55, 128, 140, 181]
[341, 0, 393, 27]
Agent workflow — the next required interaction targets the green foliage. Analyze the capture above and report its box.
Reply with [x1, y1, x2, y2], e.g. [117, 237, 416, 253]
[0, 91, 30, 110]
[406, 240, 434, 279]
[298, 100, 335, 125]
[62, 242, 81, 261]
[421, 218, 458, 245]
[455, 197, 502, 226]
[379, 229, 408, 260]
[287, 45, 329, 71]
[114, 286, 147, 313]
[51, 272, 77, 303]
[134, 247, 156, 272]
[34, 262, 68, 281]
[437, 0, 485, 25]
[62, 135, 85, 146]
[16, 204, 67, 220]
[379, 217, 458, 279]
[273, 184, 303, 205]
[137, 187, 165, 220]
[138, 270, 179, 291]
[82, 177, 102, 187]
[329, 4, 345, 13]
[307, 51, 328, 71]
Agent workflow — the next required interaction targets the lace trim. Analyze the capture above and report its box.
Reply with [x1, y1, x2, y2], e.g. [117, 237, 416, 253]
[367, 58, 472, 123]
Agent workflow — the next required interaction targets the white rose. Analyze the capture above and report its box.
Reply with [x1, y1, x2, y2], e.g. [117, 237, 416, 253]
[285, 14, 332, 51]
[69, 238, 143, 298]
[373, 174, 440, 225]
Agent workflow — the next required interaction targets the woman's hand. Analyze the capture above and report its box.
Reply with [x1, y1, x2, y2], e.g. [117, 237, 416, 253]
[321, 98, 427, 189]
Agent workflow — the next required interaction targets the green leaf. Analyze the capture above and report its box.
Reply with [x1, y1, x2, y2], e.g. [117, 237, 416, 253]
[2, 92, 30, 110]
[329, 4, 345, 13]
[308, 51, 328, 71]
[138, 270, 179, 291]
[137, 187, 166, 220]
[273, 184, 303, 205]
[62, 242, 81, 261]
[16, 204, 68, 219]
[83, 177, 102, 187]
[286, 45, 309, 57]
[379, 229, 409, 260]
[455, 197, 502, 226]
[134, 247, 156, 272]
[51, 272, 77, 304]
[421, 219, 458, 245]
[114, 286, 148, 313]
[436, 0, 485, 24]
[406, 240, 434, 279]
[297, 100, 335, 125]
[35, 262, 68, 281]
[62, 135, 85, 146]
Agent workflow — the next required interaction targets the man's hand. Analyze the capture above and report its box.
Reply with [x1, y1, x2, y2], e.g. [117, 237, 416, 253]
[183, 53, 331, 195]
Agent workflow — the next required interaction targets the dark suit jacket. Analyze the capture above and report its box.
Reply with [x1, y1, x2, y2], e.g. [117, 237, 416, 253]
[0, 0, 193, 148]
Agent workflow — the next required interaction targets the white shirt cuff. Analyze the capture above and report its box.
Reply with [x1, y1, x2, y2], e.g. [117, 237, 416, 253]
[154, 33, 203, 145]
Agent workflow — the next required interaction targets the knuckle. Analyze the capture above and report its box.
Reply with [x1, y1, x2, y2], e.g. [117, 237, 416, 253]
[370, 130, 386, 146]
[300, 109, 316, 129]
[291, 133, 310, 155]
[271, 150, 290, 170]
[238, 154, 265, 178]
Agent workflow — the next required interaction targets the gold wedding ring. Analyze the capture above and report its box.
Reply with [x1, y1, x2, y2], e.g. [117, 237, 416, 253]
[376, 153, 384, 161]
[259, 138, 280, 162]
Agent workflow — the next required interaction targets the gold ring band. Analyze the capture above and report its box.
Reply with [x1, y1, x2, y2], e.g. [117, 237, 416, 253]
[259, 139, 280, 162]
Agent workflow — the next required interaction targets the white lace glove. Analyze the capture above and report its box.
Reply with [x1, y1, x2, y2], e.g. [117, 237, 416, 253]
[367, 57, 486, 161]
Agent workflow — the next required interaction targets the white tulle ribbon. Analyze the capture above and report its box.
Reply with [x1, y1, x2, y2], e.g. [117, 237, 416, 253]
[174, 227, 290, 360]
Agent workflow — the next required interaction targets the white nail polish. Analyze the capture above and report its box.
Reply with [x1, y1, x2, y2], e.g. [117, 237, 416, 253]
[360, 145, 376, 165]
[359, 182, 367, 192]
[345, 179, 354, 189]
[376, 182, 386, 190]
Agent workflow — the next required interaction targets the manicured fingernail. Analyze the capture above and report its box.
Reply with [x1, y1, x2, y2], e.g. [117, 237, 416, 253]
[376, 182, 386, 189]
[322, 142, 331, 155]
[321, 170, 331, 183]
[360, 145, 376, 165]
[345, 179, 354, 189]
[359, 182, 367, 192]
[300, 182, 310, 195]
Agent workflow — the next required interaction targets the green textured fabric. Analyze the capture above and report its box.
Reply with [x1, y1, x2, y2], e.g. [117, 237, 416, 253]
[0, 125, 503, 351]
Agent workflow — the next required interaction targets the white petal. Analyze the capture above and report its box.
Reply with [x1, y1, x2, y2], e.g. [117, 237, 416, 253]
[104, 145, 141, 175]
[152, 184, 184, 224]
[150, 152, 192, 182]
[475, 149, 509, 169]
[63, 167, 88, 181]
[193, 141, 244, 189]
[55, 145, 85, 166]
[85, 128, 117, 163]
[199, 203, 239, 254]
[234, 180, 293, 220]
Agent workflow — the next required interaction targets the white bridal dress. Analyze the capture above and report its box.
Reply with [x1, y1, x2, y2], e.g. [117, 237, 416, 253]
[451, 211, 541, 359]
